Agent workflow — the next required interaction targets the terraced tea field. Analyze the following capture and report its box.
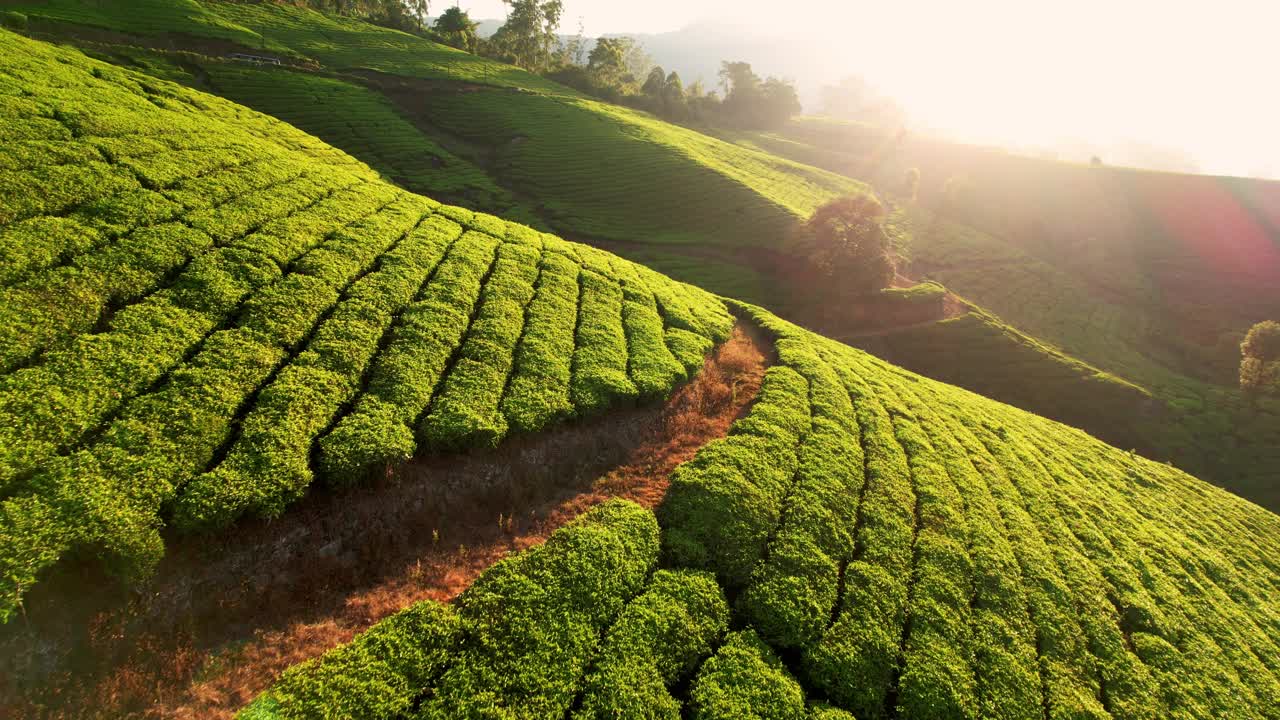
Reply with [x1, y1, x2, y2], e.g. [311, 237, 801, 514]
[0, 30, 731, 618]
[7, 0, 861, 303]
[249, 304, 1280, 719]
[4, 13, 1280, 720]
[887, 205, 1280, 504]
[194, 63, 537, 221]
[388, 87, 864, 248]
[5, 0, 548, 90]
[852, 304, 1155, 452]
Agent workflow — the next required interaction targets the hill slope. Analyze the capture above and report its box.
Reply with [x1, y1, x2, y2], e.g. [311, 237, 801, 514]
[0, 29, 732, 618]
[732, 118, 1280, 503]
[5, 0, 864, 304]
[250, 303, 1280, 719]
[4, 24, 1280, 720]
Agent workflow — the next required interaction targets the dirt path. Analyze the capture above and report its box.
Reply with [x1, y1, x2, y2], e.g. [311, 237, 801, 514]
[0, 322, 772, 720]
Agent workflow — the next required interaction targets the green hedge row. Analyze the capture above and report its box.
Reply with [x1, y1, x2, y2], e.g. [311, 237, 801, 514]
[937, 405, 1109, 717]
[608, 257, 688, 398]
[0, 213, 188, 371]
[1, 329, 286, 616]
[659, 364, 811, 589]
[419, 240, 542, 450]
[500, 250, 580, 433]
[895, 388, 1044, 719]
[688, 629, 808, 720]
[795, 348, 915, 718]
[414, 499, 659, 718]
[316, 229, 498, 487]
[570, 269, 639, 415]
[573, 569, 728, 719]
[239, 600, 462, 720]
[1039, 432, 1280, 711]
[737, 339, 862, 651]
[636, 263, 734, 344]
[0, 179, 397, 494]
[172, 200, 435, 531]
[0, 244, 278, 493]
[0, 197, 430, 612]
[883, 393, 980, 719]
[664, 327, 716, 374]
[0, 159, 138, 225]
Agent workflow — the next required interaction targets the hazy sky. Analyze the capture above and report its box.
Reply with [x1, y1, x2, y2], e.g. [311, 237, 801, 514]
[452, 1, 1279, 178]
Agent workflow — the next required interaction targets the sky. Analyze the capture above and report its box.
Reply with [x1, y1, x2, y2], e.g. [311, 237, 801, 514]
[450, 1, 1280, 178]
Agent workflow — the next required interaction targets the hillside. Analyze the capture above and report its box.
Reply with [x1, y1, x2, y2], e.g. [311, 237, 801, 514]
[8, 3, 1276, 504]
[3, 0, 863, 306]
[0, 28, 733, 618]
[729, 118, 1280, 503]
[4, 19, 1280, 720]
[248, 304, 1280, 719]
[844, 302, 1157, 452]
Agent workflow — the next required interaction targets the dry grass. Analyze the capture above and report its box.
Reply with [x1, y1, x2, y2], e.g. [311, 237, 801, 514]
[0, 322, 770, 720]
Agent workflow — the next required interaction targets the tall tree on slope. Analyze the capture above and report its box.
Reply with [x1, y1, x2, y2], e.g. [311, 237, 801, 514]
[433, 5, 480, 52]
[488, 0, 563, 72]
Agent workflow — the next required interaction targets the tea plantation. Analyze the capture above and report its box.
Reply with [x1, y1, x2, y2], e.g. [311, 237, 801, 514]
[247, 305, 1280, 719]
[4, 0, 862, 300]
[5, 17, 1280, 720]
[886, 204, 1280, 506]
[0, 30, 732, 617]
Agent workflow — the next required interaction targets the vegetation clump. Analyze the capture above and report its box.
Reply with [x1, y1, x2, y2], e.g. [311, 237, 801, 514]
[1240, 319, 1280, 394]
[791, 194, 896, 298]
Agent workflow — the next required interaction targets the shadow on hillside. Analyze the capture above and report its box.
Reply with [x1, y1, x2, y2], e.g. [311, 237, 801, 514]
[0, 322, 772, 720]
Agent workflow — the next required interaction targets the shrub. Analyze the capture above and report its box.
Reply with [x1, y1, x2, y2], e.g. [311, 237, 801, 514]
[240, 600, 461, 720]
[688, 629, 807, 720]
[659, 366, 810, 588]
[573, 569, 728, 719]
[1241, 321, 1280, 361]
[1241, 321, 1280, 395]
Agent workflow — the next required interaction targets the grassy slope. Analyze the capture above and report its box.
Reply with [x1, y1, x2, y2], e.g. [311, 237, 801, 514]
[862, 302, 1157, 451]
[738, 118, 1280, 502]
[7, 0, 863, 302]
[7, 23, 1280, 719]
[890, 204, 1280, 502]
[0, 29, 734, 618]
[250, 303, 1280, 719]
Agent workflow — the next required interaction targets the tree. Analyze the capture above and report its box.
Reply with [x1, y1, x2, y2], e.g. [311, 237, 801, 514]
[623, 41, 654, 87]
[642, 65, 667, 97]
[686, 78, 720, 124]
[759, 76, 801, 128]
[432, 5, 479, 52]
[661, 70, 687, 120]
[719, 60, 761, 117]
[587, 36, 631, 87]
[488, 0, 563, 72]
[1240, 320, 1280, 395]
[717, 61, 799, 129]
[791, 195, 896, 297]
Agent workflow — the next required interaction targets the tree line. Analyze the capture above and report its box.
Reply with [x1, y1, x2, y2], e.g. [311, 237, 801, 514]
[295, 0, 803, 130]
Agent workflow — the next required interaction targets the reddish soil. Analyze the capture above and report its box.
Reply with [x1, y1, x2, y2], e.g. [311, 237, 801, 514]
[0, 322, 771, 720]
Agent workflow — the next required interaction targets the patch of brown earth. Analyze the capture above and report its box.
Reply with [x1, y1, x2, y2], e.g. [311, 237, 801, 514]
[0, 322, 771, 720]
